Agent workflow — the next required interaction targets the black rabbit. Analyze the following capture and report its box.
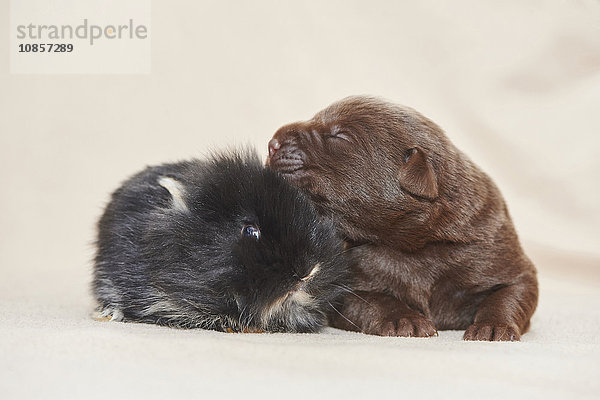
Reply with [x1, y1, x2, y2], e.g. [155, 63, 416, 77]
[92, 150, 348, 333]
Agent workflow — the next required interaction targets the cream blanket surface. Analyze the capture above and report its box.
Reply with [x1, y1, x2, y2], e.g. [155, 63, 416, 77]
[1, 246, 599, 400]
[1, 1, 599, 399]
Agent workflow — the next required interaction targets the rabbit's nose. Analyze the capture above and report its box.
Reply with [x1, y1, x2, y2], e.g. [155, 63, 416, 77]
[268, 138, 281, 157]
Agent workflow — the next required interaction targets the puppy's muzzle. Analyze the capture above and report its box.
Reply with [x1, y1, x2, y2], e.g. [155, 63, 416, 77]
[267, 138, 306, 174]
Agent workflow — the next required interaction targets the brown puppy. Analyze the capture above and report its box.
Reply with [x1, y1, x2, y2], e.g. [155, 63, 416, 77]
[267, 96, 538, 341]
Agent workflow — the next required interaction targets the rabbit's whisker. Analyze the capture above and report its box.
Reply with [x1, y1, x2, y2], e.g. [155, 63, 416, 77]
[331, 284, 374, 308]
[327, 301, 360, 331]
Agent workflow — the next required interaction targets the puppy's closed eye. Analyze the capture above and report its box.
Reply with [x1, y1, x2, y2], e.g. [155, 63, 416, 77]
[323, 129, 351, 143]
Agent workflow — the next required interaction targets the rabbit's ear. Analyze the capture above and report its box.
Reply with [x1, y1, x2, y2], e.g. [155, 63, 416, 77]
[158, 176, 189, 213]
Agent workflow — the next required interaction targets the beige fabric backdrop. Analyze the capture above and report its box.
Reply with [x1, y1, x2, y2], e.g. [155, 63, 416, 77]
[1, 2, 600, 399]
[0, 0, 598, 309]
[2, 0, 600, 312]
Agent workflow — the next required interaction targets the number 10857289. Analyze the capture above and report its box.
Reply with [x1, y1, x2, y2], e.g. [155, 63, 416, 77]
[18, 43, 73, 53]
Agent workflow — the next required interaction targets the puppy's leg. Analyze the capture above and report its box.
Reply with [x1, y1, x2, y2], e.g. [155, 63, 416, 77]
[464, 272, 538, 341]
[329, 291, 437, 337]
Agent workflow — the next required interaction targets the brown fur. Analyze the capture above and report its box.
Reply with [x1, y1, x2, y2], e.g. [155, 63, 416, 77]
[266, 96, 538, 341]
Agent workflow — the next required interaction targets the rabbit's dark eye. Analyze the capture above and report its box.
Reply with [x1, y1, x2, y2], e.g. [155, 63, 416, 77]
[241, 224, 260, 239]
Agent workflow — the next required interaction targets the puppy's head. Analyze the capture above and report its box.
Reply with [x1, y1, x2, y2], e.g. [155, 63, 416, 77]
[267, 96, 451, 246]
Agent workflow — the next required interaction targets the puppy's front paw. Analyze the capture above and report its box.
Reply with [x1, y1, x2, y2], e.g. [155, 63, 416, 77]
[367, 315, 437, 337]
[463, 322, 520, 341]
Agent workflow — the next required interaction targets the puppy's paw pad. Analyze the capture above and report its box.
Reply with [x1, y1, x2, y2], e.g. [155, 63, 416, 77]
[463, 323, 520, 341]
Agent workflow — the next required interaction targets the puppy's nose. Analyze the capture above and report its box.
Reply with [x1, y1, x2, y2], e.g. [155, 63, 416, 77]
[268, 138, 281, 157]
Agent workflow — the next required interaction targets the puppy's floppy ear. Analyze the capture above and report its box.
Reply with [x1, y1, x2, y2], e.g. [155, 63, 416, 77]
[398, 147, 438, 200]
